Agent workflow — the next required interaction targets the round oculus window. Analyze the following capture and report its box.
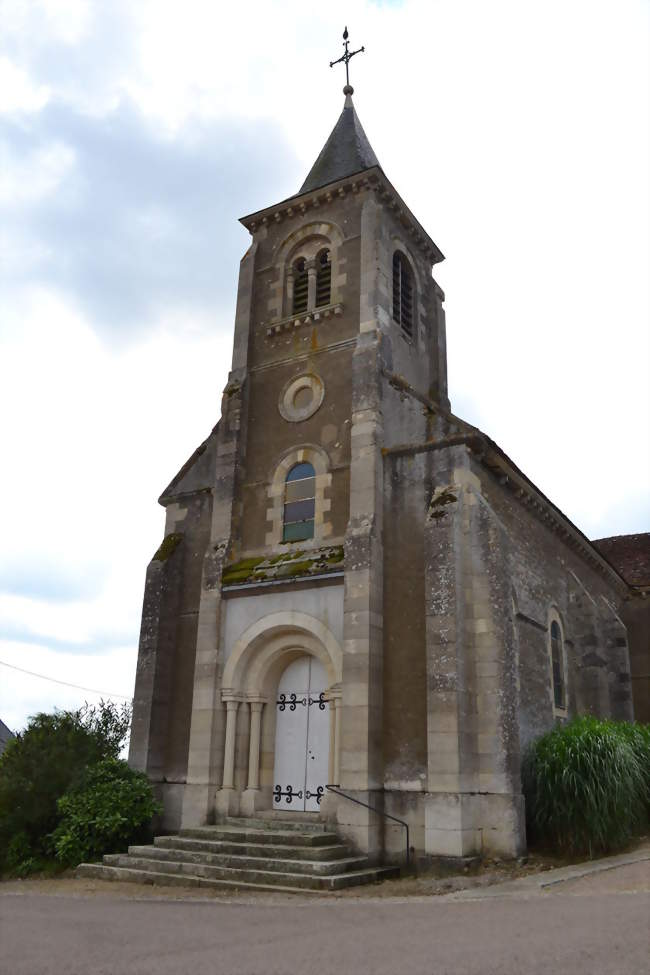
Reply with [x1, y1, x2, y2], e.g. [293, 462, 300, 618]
[278, 374, 325, 422]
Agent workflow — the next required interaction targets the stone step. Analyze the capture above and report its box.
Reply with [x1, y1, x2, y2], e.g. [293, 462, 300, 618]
[99, 854, 397, 892]
[179, 826, 338, 847]
[221, 814, 329, 833]
[216, 809, 328, 833]
[154, 835, 351, 861]
[127, 845, 367, 876]
[76, 863, 325, 896]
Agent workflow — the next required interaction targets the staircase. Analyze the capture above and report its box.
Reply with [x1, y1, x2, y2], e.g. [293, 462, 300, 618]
[76, 815, 399, 894]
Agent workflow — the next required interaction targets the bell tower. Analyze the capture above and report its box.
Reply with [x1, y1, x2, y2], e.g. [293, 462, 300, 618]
[132, 31, 454, 858]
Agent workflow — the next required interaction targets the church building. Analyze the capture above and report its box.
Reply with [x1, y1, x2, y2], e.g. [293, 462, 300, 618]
[128, 70, 636, 864]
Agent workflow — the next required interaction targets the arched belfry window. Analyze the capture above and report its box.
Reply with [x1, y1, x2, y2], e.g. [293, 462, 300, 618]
[292, 259, 308, 316]
[316, 249, 331, 307]
[550, 619, 567, 710]
[283, 462, 316, 542]
[392, 251, 414, 337]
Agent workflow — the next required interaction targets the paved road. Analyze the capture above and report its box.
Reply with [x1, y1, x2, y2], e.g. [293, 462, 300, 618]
[1, 877, 648, 975]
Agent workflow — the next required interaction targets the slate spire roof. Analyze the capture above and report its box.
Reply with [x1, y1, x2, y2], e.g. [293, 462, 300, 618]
[298, 91, 381, 195]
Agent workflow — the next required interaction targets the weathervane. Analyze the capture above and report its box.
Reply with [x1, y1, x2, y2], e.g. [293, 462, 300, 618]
[330, 26, 365, 94]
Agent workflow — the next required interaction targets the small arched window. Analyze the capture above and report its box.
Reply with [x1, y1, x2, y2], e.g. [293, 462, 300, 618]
[292, 259, 308, 316]
[550, 619, 566, 709]
[283, 462, 315, 542]
[392, 251, 414, 337]
[316, 249, 331, 307]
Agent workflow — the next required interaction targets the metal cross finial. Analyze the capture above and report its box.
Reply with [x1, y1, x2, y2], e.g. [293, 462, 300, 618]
[329, 26, 365, 95]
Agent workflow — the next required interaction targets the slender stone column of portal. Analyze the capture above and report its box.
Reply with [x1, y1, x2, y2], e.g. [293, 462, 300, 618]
[247, 702, 264, 790]
[221, 700, 239, 790]
[241, 699, 266, 815]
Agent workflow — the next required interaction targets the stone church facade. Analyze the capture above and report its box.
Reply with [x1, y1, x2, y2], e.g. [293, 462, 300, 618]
[129, 90, 635, 862]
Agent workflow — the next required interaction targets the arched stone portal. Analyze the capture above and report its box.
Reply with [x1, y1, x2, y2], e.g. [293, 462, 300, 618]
[216, 612, 343, 817]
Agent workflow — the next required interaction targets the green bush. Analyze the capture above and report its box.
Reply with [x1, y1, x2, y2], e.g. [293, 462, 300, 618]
[0, 701, 131, 874]
[51, 758, 160, 867]
[522, 716, 650, 857]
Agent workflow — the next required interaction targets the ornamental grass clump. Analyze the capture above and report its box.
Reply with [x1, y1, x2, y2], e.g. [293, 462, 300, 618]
[522, 716, 649, 857]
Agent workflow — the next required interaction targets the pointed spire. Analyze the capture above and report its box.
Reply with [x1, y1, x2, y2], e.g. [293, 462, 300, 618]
[298, 92, 381, 195]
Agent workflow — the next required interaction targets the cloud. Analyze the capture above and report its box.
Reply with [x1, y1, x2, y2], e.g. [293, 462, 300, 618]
[0, 55, 49, 113]
[0, 641, 135, 737]
[0, 287, 232, 688]
[0, 557, 107, 602]
[0, 100, 299, 339]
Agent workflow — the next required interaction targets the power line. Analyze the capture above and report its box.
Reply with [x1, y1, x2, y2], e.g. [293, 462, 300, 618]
[0, 659, 132, 700]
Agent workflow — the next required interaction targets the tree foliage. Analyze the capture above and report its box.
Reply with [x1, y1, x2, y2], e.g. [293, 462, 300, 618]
[0, 701, 132, 874]
[522, 716, 650, 857]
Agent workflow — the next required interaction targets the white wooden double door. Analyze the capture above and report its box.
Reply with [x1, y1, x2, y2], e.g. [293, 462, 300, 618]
[273, 656, 329, 812]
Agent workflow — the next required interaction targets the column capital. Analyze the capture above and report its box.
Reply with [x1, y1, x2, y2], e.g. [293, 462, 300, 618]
[224, 697, 240, 713]
[247, 698, 267, 712]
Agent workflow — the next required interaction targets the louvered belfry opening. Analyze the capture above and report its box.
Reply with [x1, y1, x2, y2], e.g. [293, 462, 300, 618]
[292, 258, 309, 315]
[315, 249, 331, 307]
[392, 251, 414, 337]
[283, 462, 316, 542]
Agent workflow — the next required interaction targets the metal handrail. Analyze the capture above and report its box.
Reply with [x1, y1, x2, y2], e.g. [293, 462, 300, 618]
[325, 785, 411, 868]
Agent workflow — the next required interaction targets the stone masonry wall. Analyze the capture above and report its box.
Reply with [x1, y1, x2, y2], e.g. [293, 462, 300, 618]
[473, 459, 633, 744]
[129, 488, 212, 830]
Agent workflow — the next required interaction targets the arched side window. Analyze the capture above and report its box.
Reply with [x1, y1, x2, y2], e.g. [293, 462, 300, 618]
[283, 462, 315, 542]
[316, 249, 331, 307]
[392, 251, 414, 337]
[549, 617, 567, 710]
[292, 259, 308, 315]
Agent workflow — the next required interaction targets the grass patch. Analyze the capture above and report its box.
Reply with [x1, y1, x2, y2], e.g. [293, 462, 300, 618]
[522, 716, 650, 857]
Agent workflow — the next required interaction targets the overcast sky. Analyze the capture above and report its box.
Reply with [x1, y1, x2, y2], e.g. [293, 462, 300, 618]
[1, 0, 648, 736]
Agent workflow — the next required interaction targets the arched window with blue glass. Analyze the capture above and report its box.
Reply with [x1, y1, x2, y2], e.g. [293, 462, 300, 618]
[283, 462, 316, 542]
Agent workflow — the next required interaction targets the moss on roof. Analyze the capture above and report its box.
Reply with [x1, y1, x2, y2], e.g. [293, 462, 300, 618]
[222, 545, 344, 587]
[152, 533, 183, 562]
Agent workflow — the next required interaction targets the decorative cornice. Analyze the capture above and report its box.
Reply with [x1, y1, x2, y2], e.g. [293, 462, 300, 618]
[239, 167, 444, 267]
[263, 302, 344, 338]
